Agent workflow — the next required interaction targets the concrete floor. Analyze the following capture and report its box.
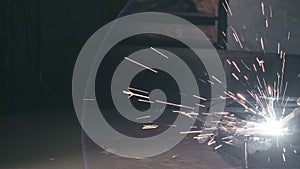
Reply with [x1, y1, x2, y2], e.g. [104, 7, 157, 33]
[0, 110, 84, 169]
[0, 109, 241, 169]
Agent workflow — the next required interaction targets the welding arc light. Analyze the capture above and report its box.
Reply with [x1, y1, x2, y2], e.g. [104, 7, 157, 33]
[258, 119, 288, 136]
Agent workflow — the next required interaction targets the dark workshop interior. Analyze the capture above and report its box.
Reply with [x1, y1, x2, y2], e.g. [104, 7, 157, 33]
[1, 0, 300, 169]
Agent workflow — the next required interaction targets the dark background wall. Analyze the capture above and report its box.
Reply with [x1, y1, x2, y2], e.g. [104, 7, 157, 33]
[1, 0, 222, 115]
[1, 0, 128, 115]
[2, 0, 300, 115]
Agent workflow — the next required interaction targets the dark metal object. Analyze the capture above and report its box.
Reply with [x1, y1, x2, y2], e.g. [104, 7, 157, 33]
[121, 0, 228, 49]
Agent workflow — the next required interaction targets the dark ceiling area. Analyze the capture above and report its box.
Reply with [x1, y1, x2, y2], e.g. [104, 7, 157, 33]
[1, 0, 128, 114]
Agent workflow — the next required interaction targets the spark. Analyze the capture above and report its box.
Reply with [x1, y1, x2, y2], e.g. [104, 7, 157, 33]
[180, 130, 203, 134]
[128, 87, 149, 94]
[224, 140, 233, 145]
[277, 77, 281, 101]
[142, 124, 158, 130]
[232, 73, 239, 80]
[269, 5, 273, 18]
[212, 76, 223, 84]
[195, 103, 206, 108]
[280, 53, 286, 94]
[171, 154, 178, 159]
[172, 110, 197, 119]
[208, 135, 216, 143]
[253, 64, 257, 72]
[221, 2, 229, 15]
[225, 91, 237, 100]
[281, 98, 296, 122]
[224, 0, 233, 15]
[217, 44, 225, 50]
[199, 78, 207, 83]
[226, 59, 232, 65]
[208, 140, 216, 146]
[267, 85, 272, 96]
[282, 153, 286, 162]
[83, 98, 95, 101]
[256, 76, 263, 88]
[241, 60, 251, 71]
[219, 96, 227, 100]
[194, 135, 212, 141]
[232, 61, 241, 73]
[233, 33, 243, 48]
[237, 93, 246, 101]
[194, 133, 214, 139]
[136, 115, 151, 120]
[231, 26, 243, 48]
[214, 144, 223, 150]
[207, 80, 215, 85]
[203, 127, 217, 131]
[138, 99, 154, 104]
[281, 82, 288, 103]
[287, 32, 291, 40]
[222, 31, 227, 37]
[193, 95, 207, 101]
[261, 2, 265, 15]
[222, 39, 229, 47]
[150, 47, 169, 59]
[256, 58, 265, 72]
[263, 78, 267, 91]
[123, 90, 150, 99]
[260, 37, 265, 52]
[280, 50, 283, 59]
[222, 0, 232, 16]
[165, 124, 177, 127]
[124, 57, 158, 73]
[156, 100, 194, 110]
[222, 136, 233, 140]
[202, 112, 229, 116]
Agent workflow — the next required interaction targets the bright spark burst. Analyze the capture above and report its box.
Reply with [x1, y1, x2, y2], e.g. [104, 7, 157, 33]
[120, 5, 299, 163]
